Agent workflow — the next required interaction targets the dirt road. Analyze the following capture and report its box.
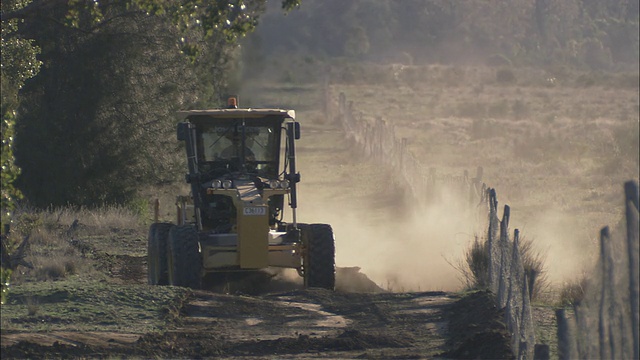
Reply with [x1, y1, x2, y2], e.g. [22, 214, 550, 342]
[2, 270, 512, 359]
[1, 248, 511, 358]
[1, 112, 513, 359]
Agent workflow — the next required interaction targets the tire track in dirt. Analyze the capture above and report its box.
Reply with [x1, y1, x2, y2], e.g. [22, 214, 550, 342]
[1, 109, 514, 358]
[144, 288, 457, 359]
[2, 289, 457, 358]
[1, 331, 140, 348]
[4, 288, 515, 359]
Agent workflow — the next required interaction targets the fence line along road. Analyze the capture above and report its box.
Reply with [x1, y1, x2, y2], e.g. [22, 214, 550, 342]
[556, 181, 639, 360]
[328, 89, 639, 360]
[329, 90, 537, 359]
[332, 91, 484, 208]
[325, 86, 640, 359]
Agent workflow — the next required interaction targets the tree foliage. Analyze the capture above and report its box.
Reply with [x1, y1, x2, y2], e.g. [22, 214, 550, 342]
[2, 0, 637, 210]
[1, 0, 301, 208]
[1, 0, 42, 215]
[16, 7, 194, 206]
[253, 0, 639, 69]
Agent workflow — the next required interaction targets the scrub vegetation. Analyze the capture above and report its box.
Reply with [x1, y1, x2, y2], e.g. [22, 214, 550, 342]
[1, 1, 638, 358]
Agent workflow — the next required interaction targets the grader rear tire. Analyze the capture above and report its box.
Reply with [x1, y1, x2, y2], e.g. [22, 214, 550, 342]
[147, 223, 173, 285]
[167, 225, 202, 289]
[303, 224, 336, 290]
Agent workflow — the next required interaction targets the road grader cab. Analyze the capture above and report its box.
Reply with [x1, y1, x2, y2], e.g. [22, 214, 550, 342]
[147, 97, 335, 290]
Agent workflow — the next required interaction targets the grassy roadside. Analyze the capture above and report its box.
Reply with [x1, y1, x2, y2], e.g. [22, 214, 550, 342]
[1, 280, 190, 334]
[1, 205, 191, 336]
[327, 64, 637, 360]
[1, 68, 635, 359]
[0, 84, 336, 340]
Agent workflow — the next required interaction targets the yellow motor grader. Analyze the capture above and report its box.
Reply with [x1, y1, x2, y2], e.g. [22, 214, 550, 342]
[147, 98, 335, 290]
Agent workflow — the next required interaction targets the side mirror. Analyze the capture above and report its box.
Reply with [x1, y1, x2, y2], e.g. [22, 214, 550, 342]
[294, 122, 301, 140]
[177, 122, 190, 141]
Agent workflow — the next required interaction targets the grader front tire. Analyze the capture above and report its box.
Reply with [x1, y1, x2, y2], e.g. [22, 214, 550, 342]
[304, 224, 336, 290]
[167, 225, 202, 289]
[148, 223, 173, 285]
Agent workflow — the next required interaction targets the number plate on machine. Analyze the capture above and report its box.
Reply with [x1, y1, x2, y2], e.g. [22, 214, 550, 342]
[243, 207, 266, 216]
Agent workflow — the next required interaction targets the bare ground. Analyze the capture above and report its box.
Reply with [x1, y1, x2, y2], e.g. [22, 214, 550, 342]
[1, 244, 513, 359]
[1, 116, 522, 359]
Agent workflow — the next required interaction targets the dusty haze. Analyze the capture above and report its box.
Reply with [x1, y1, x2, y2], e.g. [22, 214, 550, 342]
[241, 58, 638, 293]
[294, 125, 481, 292]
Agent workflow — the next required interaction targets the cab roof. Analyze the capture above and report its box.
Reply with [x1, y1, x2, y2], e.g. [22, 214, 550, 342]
[178, 108, 295, 119]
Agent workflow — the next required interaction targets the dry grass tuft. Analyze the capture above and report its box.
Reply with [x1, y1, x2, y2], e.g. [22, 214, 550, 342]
[37, 262, 67, 281]
[519, 237, 550, 302]
[81, 205, 144, 230]
[25, 297, 39, 316]
[9, 204, 146, 241]
[6, 204, 140, 285]
[449, 235, 490, 290]
[454, 234, 549, 303]
[32, 254, 83, 282]
[558, 276, 589, 307]
[382, 278, 407, 293]
[29, 228, 61, 247]
[465, 236, 490, 289]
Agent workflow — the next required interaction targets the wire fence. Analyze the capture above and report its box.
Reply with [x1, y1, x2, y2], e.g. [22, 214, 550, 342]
[328, 89, 639, 359]
[485, 188, 536, 359]
[330, 90, 537, 359]
[333, 91, 485, 208]
[555, 181, 639, 360]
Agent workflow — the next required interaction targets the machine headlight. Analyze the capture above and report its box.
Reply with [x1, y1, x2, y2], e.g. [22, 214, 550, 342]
[269, 180, 280, 189]
[280, 179, 290, 189]
[211, 180, 222, 189]
[222, 180, 233, 189]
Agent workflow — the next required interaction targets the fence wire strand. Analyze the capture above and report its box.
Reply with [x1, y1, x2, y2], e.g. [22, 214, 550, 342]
[331, 89, 640, 360]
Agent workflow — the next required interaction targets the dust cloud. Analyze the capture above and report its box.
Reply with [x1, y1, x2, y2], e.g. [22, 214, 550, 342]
[298, 181, 479, 292]
[512, 206, 597, 284]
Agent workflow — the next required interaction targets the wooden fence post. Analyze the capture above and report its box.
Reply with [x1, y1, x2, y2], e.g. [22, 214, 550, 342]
[488, 188, 499, 293]
[364, 122, 372, 156]
[338, 92, 346, 117]
[599, 226, 610, 360]
[377, 121, 383, 161]
[624, 181, 639, 360]
[509, 229, 521, 355]
[427, 167, 436, 204]
[399, 138, 407, 173]
[323, 71, 331, 122]
[518, 341, 528, 360]
[533, 344, 550, 360]
[497, 205, 511, 307]
[462, 169, 469, 206]
[518, 231, 535, 360]
[154, 199, 160, 223]
[556, 308, 572, 360]
[475, 166, 484, 184]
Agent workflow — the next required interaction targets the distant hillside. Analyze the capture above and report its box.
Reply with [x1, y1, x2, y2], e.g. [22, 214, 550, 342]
[244, 0, 638, 71]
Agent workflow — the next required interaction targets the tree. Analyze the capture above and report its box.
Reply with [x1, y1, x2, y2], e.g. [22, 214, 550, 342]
[15, 6, 197, 206]
[2, 0, 302, 208]
[344, 25, 370, 59]
[1, 0, 42, 305]
[1, 0, 42, 215]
